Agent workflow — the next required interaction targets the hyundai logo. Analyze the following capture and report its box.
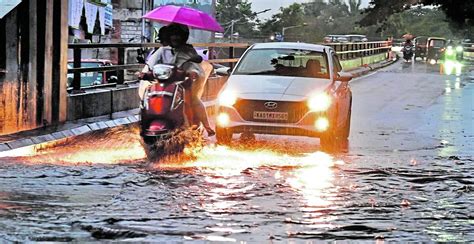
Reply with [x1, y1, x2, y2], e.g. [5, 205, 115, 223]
[264, 101, 278, 110]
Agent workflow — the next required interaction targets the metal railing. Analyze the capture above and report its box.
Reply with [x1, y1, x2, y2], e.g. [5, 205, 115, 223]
[67, 42, 250, 93]
[326, 41, 391, 60]
[67, 41, 391, 93]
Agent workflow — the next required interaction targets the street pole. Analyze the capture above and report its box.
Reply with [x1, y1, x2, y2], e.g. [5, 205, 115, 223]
[282, 23, 308, 42]
[230, 20, 235, 43]
[141, 0, 147, 43]
[227, 8, 270, 43]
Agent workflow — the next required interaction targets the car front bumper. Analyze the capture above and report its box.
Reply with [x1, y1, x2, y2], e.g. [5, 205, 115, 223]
[216, 106, 333, 138]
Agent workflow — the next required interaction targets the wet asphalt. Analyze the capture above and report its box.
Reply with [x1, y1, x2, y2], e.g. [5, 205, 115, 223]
[0, 60, 472, 242]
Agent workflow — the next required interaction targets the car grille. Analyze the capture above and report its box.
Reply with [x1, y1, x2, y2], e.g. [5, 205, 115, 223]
[234, 99, 309, 123]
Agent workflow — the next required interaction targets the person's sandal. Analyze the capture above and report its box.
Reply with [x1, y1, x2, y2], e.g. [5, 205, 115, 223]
[206, 128, 216, 137]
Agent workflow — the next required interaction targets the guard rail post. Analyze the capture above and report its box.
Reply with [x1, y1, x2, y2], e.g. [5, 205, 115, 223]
[72, 47, 82, 93]
[117, 47, 125, 85]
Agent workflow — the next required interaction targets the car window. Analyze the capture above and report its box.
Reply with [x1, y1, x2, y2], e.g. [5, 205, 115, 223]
[332, 54, 342, 73]
[234, 49, 330, 79]
[430, 40, 445, 47]
[67, 62, 103, 87]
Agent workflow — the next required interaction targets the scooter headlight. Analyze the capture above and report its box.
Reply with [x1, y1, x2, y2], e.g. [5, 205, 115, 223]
[152, 64, 174, 80]
[456, 46, 463, 52]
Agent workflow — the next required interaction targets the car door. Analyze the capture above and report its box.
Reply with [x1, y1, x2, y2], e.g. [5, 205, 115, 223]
[331, 52, 350, 128]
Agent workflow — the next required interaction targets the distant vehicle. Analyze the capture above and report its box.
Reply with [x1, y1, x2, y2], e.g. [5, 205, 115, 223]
[445, 40, 465, 60]
[414, 36, 428, 60]
[426, 37, 447, 64]
[345, 34, 368, 43]
[215, 42, 353, 151]
[402, 43, 414, 62]
[323, 35, 349, 43]
[67, 59, 118, 88]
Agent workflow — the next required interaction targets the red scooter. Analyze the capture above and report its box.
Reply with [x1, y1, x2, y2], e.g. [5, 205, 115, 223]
[139, 61, 202, 160]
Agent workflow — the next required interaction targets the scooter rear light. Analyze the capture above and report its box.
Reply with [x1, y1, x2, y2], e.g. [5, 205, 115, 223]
[148, 120, 167, 132]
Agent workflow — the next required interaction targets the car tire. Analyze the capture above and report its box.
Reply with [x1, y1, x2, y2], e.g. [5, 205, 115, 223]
[216, 126, 233, 145]
[340, 98, 352, 139]
[321, 100, 351, 152]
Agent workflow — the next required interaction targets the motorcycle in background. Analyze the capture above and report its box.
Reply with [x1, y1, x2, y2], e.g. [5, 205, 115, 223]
[402, 44, 414, 62]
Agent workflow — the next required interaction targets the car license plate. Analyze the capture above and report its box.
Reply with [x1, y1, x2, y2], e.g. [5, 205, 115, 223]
[253, 111, 288, 121]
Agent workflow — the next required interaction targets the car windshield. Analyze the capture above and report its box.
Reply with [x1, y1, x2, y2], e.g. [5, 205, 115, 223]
[234, 49, 329, 79]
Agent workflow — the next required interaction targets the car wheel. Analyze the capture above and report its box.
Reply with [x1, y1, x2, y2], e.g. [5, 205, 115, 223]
[340, 98, 352, 139]
[320, 102, 351, 152]
[216, 126, 233, 145]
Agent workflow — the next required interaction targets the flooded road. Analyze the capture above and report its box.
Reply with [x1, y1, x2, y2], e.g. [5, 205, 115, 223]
[0, 61, 473, 242]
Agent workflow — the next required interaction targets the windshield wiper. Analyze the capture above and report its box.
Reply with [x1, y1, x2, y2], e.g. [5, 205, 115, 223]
[240, 70, 276, 75]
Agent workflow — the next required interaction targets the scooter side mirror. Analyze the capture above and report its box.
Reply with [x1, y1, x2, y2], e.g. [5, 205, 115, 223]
[216, 67, 231, 76]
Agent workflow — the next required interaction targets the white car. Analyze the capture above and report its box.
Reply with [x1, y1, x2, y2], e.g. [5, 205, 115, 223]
[215, 42, 353, 150]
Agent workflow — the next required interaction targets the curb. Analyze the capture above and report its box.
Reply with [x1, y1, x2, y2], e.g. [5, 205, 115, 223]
[346, 58, 397, 78]
[0, 114, 140, 155]
[0, 105, 217, 155]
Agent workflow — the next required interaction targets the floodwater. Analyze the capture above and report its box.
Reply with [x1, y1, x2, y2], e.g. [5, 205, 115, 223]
[0, 61, 473, 242]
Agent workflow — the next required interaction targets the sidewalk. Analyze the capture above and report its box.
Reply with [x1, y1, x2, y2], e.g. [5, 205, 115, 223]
[0, 59, 397, 154]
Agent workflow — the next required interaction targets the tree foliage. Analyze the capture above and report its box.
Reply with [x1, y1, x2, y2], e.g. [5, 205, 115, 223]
[259, 3, 305, 35]
[256, 0, 465, 42]
[216, 0, 257, 38]
[381, 7, 455, 38]
[360, 0, 474, 28]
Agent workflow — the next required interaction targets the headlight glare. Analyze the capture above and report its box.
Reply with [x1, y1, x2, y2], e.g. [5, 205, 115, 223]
[456, 46, 463, 52]
[307, 93, 332, 112]
[219, 90, 237, 107]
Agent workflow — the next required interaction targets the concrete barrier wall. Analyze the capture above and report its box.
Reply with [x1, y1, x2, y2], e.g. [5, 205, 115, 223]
[67, 76, 228, 121]
[341, 53, 388, 70]
[67, 86, 140, 121]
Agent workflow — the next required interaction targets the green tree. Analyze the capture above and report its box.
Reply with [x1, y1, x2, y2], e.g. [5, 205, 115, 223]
[216, 0, 257, 38]
[381, 7, 455, 39]
[260, 3, 305, 39]
[360, 0, 474, 28]
[347, 0, 362, 16]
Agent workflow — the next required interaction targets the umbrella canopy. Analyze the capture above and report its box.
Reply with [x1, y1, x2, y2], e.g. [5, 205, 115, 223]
[143, 5, 224, 33]
[402, 33, 414, 40]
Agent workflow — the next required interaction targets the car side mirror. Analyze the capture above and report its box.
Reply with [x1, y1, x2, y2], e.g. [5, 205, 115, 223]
[216, 67, 231, 76]
[336, 72, 352, 82]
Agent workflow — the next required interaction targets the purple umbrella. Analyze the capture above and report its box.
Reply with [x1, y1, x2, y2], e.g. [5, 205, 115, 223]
[143, 5, 224, 33]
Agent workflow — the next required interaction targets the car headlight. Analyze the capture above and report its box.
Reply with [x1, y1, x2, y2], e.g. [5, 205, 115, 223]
[307, 93, 331, 112]
[218, 90, 237, 107]
[152, 64, 174, 80]
[456, 46, 463, 52]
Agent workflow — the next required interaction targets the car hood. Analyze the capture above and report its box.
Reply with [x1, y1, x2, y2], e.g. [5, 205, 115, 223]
[225, 75, 331, 101]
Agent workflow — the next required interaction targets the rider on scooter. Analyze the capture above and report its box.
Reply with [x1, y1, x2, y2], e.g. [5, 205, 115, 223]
[167, 23, 215, 137]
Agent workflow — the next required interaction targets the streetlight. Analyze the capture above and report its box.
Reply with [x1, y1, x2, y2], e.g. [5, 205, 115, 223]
[282, 23, 308, 41]
[227, 8, 271, 42]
